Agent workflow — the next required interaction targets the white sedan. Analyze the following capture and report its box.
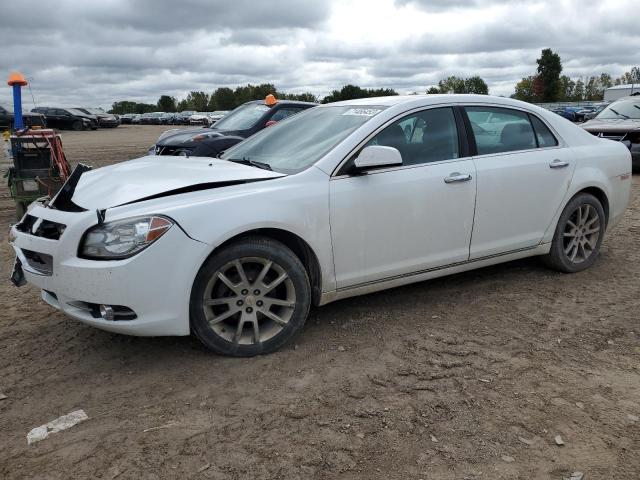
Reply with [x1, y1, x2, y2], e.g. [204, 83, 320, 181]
[10, 95, 632, 356]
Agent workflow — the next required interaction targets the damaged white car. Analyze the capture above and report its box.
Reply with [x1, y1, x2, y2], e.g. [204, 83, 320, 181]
[10, 95, 632, 356]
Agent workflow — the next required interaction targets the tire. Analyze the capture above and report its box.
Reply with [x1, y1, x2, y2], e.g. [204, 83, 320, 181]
[190, 236, 311, 357]
[71, 120, 83, 131]
[542, 193, 606, 273]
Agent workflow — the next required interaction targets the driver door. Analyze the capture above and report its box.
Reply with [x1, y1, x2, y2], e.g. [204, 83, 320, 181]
[330, 107, 477, 289]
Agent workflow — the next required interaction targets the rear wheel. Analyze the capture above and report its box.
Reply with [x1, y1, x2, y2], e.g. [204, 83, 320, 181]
[190, 236, 311, 356]
[542, 193, 605, 273]
[71, 120, 83, 131]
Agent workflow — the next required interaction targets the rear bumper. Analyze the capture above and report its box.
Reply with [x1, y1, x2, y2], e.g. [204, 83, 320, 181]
[10, 205, 210, 336]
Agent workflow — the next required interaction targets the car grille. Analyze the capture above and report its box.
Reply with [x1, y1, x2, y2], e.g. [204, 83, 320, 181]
[16, 214, 66, 240]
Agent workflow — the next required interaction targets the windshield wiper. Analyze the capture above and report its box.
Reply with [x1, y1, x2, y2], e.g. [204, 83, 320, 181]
[225, 157, 272, 171]
[608, 108, 629, 119]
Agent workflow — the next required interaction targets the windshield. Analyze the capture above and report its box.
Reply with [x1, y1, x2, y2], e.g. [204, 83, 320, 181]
[596, 99, 640, 120]
[220, 105, 386, 174]
[213, 103, 271, 131]
[68, 108, 89, 116]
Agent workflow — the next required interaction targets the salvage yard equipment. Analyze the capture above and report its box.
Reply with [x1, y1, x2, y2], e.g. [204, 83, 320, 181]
[6, 129, 71, 219]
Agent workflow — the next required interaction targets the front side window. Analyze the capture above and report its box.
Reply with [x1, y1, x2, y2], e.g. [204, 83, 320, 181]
[270, 107, 303, 122]
[366, 107, 460, 166]
[466, 106, 536, 155]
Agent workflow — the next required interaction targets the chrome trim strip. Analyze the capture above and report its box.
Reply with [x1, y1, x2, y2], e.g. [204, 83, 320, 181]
[336, 244, 540, 292]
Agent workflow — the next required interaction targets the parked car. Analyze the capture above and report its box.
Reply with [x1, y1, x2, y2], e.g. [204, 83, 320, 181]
[119, 114, 135, 124]
[140, 112, 164, 125]
[160, 113, 176, 125]
[583, 103, 609, 121]
[0, 105, 46, 130]
[30, 107, 95, 130]
[131, 114, 142, 125]
[10, 95, 632, 356]
[74, 108, 119, 128]
[551, 107, 577, 122]
[189, 113, 210, 125]
[208, 110, 229, 125]
[153, 97, 316, 157]
[582, 96, 640, 171]
[175, 111, 196, 125]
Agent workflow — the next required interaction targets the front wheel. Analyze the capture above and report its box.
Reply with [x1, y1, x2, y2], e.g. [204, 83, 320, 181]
[71, 120, 83, 131]
[190, 236, 311, 356]
[542, 193, 606, 273]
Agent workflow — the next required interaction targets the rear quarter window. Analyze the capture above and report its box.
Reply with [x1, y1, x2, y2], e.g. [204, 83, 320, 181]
[530, 115, 558, 148]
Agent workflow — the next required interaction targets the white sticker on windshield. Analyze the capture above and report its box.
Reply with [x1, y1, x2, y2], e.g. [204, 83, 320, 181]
[342, 108, 382, 117]
[255, 105, 270, 112]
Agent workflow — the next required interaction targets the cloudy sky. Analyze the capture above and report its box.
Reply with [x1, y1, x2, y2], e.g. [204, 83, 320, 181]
[1, 0, 638, 109]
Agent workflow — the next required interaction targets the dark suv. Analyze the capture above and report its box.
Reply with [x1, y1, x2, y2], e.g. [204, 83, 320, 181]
[0, 105, 46, 130]
[31, 107, 97, 130]
[153, 98, 317, 157]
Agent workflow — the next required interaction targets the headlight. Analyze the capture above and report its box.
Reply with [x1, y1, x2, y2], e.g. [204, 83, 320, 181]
[79, 216, 173, 259]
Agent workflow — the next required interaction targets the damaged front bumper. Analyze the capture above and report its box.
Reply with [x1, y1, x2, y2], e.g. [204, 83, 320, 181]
[9, 203, 210, 337]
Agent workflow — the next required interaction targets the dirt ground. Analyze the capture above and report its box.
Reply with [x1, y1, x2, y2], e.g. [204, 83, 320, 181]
[1, 125, 639, 480]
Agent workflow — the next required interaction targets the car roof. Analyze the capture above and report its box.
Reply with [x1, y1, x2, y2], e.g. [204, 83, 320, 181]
[246, 99, 318, 107]
[325, 94, 530, 108]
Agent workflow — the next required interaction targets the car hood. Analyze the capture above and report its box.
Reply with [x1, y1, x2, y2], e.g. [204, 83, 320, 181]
[582, 118, 640, 132]
[156, 128, 243, 145]
[71, 155, 285, 209]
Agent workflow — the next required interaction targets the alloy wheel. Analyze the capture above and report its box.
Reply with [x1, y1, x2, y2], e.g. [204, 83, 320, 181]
[562, 203, 601, 264]
[202, 257, 296, 345]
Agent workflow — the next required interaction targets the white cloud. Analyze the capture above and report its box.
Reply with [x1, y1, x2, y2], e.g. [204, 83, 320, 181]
[0, 0, 638, 108]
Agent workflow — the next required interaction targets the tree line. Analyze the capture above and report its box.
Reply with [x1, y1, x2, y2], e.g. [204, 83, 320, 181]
[108, 52, 640, 114]
[109, 84, 319, 114]
[513, 48, 640, 103]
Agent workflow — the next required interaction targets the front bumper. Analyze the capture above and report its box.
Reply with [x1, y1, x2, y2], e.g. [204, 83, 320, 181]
[9, 204, 211, 336]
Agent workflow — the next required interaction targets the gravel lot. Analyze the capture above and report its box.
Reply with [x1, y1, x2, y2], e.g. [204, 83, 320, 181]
[1, 125, 639, 479]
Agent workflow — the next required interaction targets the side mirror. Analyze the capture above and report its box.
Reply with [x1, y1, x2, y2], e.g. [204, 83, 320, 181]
[265, 120, 278, 127]
[354, 145, 402, 171]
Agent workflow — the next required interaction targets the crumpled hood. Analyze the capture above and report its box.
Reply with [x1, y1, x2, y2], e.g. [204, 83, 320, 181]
[582, 118, 640, 132]
[71, 155, 285, 210]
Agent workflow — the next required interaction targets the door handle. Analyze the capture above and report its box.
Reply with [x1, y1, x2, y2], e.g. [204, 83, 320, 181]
[549, 159, 569, 169]
[444, 172, 472, 184]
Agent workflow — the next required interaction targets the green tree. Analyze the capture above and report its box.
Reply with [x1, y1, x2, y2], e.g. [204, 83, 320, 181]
[426, 86, 440, 94]
[321, 85, 398, 103]
[437, 76, 466, 93]
[463, 76, 489, 94]
[573, 79, 585, 101]
[176, 99, 191, 112]
[512, 76, 537, 102]
[584, 76, 603, 101]
[557, 75, 575, 101]
[157, 95, 177, 112]
[185, 91, 209, 111]
[208, 87, 236, 110]
[109, 101, 156, 114]
[536, 48, 563, 102]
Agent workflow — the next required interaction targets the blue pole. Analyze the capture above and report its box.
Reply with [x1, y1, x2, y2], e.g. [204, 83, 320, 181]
[12, 84, 23, 130]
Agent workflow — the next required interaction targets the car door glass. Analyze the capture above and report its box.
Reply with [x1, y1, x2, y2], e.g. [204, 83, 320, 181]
[466, 106, 536, 155]
[366, 107, 459, 166]
[270, 108, 302, 122]
[530, 115, 558, 148]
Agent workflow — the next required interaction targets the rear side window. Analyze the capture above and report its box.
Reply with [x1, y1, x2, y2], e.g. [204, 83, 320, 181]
[530, 115, 558, 148]
[466, 106, 536, 155]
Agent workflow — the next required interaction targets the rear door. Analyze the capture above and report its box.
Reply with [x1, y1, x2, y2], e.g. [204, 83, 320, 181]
[464, 105, 575, 259]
